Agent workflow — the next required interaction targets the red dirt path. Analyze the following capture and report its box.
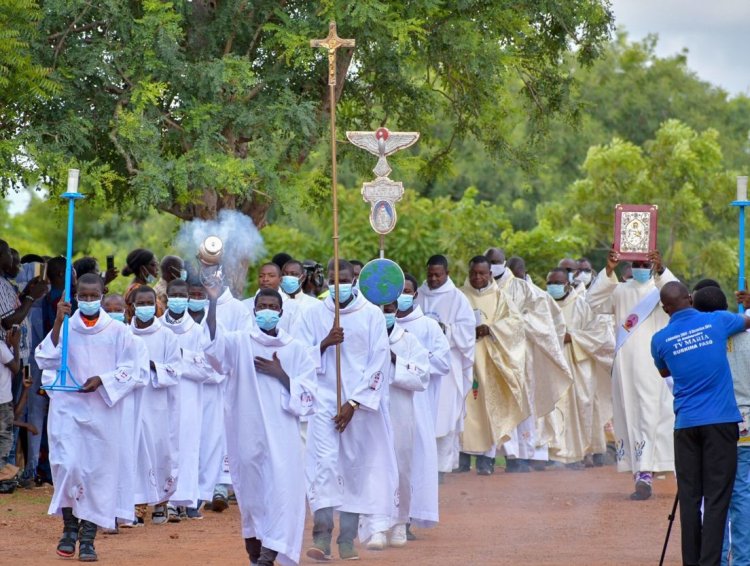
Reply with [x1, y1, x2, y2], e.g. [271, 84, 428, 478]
[0, 466, 682, 565]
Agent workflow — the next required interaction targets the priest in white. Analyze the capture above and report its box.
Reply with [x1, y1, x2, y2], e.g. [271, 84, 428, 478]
[586, 249, 676, 500]
[298, 260, 396, 562]
[415, 255, 475, 475]
[396, 274, 450, 533]
[36, 274, 141, 561]
[545, 268, 615, 466]
[129, 286, 182, 519]
[485, 247, 572, 472]
[205, 287, 316, 566]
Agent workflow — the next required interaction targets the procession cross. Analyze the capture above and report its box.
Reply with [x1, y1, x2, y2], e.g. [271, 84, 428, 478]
[310, 21, 355, 417]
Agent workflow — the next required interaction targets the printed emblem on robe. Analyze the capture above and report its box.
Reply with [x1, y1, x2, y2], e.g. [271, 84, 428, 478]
[222, 455, 230, 473]
[69, 484, 84, 501]
[165, 365, 177, 377]
[634, 440, 645, 461]
[149, 469, 157, 486]
[337, 475, 345, 493]
[369, 371, 384, 391]
[115, 368, 131, 383]
[615, 439, 625, 461]
[623, 314, 639, 332]
[163, 475, 176, 493]
[193, 354, 206, 366]
[300, 391, 314, 408]
[393, 488, 400, 508]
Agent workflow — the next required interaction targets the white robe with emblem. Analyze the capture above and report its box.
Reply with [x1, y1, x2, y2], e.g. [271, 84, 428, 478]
[131, 318, 183, 505]
[396, 306, 449, 527]
[162, 313, 214, 508]
[36, 311, 141, 529]
[206, 327, 316, 566]
[586, 269, 676, 473]
[298, 291, 397, 541]
[415, 278, 475, 472]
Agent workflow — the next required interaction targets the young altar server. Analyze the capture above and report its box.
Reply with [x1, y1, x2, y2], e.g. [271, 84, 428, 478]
[205, 287, 316, 566]
[382, 301, 430, 547]
[299, 259, 397, 561]
[130, 285, 183, 523]
[36, 274, 141, 561]
[396, 274, 451, 536]
[162, 279, 214, 517]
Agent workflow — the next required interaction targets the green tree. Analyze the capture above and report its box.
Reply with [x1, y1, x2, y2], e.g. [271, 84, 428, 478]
[9, 0, 613, 225]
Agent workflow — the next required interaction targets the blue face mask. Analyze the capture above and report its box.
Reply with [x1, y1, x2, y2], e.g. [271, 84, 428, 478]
[255, 309, 281, 331]
[168, 297, 188, 314]
[108, 311, 126, 323]
[145, 273, 156, 285]
[280, 275, 301, 295]
[188, 298, 208, 312]
[179, 269, 188, 281]
[328, 283, 353, 303]
[546, 284, 567, 300]
[384, 312, 397, 329]
[397, 293, 414, 312]
[632, 268, 652, 284]
[78, 299, 101, 316]
[135, 305, 156, 322]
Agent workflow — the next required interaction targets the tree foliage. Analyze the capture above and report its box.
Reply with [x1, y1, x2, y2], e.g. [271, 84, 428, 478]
[8, 0, 613, 224]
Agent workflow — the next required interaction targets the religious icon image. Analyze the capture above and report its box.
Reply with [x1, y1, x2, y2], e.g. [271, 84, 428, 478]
[614, 204, 658, 261]
[372, 200, 395, 233]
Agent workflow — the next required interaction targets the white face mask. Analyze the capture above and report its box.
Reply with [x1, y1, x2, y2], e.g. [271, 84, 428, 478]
[490, 263, 506, 278]
[575, 271, 592, 285]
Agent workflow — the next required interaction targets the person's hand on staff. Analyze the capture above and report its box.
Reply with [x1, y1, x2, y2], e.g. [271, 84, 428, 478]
[51, 301, 72, 346]
[320, 325, 344, 354]
[333, 399, 357, 433]
[735, 290, 750, 310]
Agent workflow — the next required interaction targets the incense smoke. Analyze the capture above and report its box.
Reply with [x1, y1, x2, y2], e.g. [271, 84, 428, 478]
[174, 209, 265, 290]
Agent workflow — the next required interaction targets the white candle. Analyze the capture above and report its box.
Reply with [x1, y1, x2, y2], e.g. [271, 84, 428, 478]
[738, 176, 748, 202]
[67, 169, 79, 194]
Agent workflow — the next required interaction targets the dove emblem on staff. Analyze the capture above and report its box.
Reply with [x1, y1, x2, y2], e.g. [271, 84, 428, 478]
[346, 128, 420, 178]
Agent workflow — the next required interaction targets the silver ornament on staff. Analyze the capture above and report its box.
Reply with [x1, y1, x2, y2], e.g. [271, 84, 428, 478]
[197, 236, 224, 289]
[346, 127, 419, 257]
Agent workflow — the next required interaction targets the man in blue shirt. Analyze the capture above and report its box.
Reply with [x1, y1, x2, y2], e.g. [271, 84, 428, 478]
[651, 282, 750, 566]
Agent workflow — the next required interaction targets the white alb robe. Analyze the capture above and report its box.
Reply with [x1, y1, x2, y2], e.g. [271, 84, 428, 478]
[131, 318, 182, 505]
[397, 306, 449, 527]
[36, 311, 141, 529]
[207, 327, 316, 566]
[586, 269, 676, 473]
[415, 278, 475, 472]
[387, 324, 430, 524]
[298, 292, 398, 540]
[162, 313, 214, 508]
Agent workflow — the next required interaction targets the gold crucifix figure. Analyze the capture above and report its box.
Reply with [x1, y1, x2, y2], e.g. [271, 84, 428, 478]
[310, 21, 355, 86]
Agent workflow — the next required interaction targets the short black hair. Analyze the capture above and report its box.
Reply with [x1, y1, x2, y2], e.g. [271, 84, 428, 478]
[404, 273, 419, 291]
[272, 253, 292, 270]
[327, 258, 354, 275]
[283, 259, 304, 272]
[260, 262, 281, 275]
[133, 285, 156, 300]
[468, 255, 490, 268]
[427, 255, 448, 269]
[254, 288, 283, 308]
[20, 254, 44, 264]
[350, 259, 364, 268]
[548, 267, 568, 277]
[167, 279, 188, 293]
[73, 256, 98, 277]
[693, 278, 721, 292]
[693, 287, 728, 312]
[77, 272, 104, 291]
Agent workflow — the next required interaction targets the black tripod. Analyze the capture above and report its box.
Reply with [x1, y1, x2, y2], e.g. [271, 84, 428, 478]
[659, 493, 679, 566]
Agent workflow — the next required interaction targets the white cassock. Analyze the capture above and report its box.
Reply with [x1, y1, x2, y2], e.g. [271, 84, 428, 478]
[206, 326, 316, 566]
[162, 313, 214, 508]
[298, 291, 398, 542]
[586, 269, 676, 473]
[116, 332, 149, 521]
[416, 278, 476, 472]
[387, 324, 430, 524]
[397, 306, 450, 527]
[242, 289, 301, 336]
[495, 271, 572, 460]
[36, 311, 141, 529]
[131, 318, 182, 505]
[208, 288, 254, 487]
[548, 292, 615, 464]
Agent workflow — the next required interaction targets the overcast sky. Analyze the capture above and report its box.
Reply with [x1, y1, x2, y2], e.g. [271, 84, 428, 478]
[611, 0, 750, 96]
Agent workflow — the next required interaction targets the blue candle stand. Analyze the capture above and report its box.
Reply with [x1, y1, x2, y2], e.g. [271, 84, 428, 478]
[732, 198, 750, 314]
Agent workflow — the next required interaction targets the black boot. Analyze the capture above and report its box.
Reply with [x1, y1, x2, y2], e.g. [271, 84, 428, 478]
[257, 546, 278, 566]
[453, 452, 471, 473]
[56, 507, 79, 557]
[245, 537, 262, 564]
[78, 520, 98, 562]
